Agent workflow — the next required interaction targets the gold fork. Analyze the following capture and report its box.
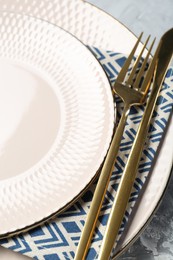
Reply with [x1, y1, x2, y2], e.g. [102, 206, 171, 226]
[74, 33, 156, 260]
[98, 28, 173, 260]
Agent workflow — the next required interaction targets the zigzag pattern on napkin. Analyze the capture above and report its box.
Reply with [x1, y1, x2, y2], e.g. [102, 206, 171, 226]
[0, 49, 173, 260]
[0, 236, 32, 254]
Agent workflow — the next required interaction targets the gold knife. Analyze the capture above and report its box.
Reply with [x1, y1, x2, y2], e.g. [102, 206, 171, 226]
[98, 28, 173, 260]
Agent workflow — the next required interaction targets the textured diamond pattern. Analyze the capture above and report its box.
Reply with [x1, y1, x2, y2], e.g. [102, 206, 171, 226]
[0, 0, 141, 53]
[0, 12, 114, 235]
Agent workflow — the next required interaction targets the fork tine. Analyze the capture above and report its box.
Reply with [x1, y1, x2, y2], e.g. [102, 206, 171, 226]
[116, 32, 143, 82]
[134, 37, 156, 89]
[126, 35, 150, 85]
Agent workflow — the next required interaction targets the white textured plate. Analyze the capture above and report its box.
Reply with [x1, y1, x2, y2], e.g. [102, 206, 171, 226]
[0, 12, 114, 235]
[0, 0, 172, 257]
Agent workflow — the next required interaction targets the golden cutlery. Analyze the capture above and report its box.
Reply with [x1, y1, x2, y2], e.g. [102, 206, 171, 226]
[98, 28, 173, 260]
[74, 33, 156, 260]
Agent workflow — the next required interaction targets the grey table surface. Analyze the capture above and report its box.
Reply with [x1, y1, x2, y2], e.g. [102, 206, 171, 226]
[0, 1, 173, 259]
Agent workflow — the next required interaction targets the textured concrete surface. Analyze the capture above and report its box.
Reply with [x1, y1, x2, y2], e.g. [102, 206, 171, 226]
[88, 0, 173, 49]
[88, 0, 173, 259]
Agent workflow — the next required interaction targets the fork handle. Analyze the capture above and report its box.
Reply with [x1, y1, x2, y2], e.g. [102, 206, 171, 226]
[74, 104, 131, 260]
[98, 90, 160, 259]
